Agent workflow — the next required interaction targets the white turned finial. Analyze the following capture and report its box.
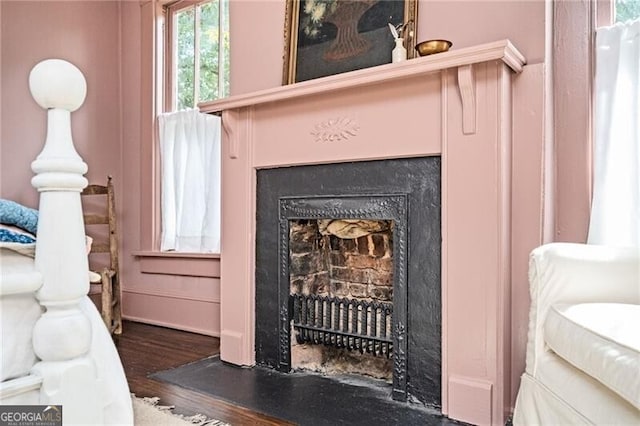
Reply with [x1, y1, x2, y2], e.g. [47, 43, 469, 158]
[29, 59, 86, 112]
[30, 59, 88, 188]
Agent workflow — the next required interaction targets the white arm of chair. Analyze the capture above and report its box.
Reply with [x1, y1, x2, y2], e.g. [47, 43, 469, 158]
[525, 243, 640, 376]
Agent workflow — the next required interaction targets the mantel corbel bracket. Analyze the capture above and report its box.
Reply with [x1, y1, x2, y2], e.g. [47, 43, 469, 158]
[457, 65, 477, 135]
[222, 109, 239, 159]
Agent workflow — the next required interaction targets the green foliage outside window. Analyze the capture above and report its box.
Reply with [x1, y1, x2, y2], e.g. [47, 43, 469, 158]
[177, 7, 195, 110]
[616, 0, 640, 22]
[175, 0, 230, 111]
[199, 1, 231, 103]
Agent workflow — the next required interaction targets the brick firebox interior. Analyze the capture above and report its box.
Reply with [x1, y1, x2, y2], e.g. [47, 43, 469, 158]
[289, 219, 394, 380]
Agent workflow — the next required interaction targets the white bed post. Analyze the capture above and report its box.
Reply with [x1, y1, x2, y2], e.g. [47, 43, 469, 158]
[28, 60, 102, 424]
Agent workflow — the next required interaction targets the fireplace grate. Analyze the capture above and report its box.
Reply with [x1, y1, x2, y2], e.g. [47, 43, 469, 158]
[290, 293, 393, 358]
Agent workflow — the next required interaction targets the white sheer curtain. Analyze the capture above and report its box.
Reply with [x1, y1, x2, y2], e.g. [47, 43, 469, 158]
[158, 109, 221, 252]
[588, 19, 640, 247]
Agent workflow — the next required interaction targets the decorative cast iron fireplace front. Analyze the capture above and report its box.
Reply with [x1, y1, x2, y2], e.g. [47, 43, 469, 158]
[255, 157, 441, 408]
[278, 195, 408, 399]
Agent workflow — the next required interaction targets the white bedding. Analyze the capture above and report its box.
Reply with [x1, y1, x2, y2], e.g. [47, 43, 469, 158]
[0, 246, 133, 424]
[1, 293, 41, 381]
[1, 246, 40, 382]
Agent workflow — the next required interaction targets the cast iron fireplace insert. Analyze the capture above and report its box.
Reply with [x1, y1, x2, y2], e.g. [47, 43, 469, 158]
[255, 157, 441, 408]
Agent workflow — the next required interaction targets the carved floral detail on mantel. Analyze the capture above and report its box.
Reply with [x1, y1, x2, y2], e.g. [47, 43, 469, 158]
[311, 117, 360, 142]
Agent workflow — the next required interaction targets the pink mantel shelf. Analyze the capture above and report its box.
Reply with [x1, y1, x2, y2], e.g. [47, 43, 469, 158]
[202, 40, 530, 426]
[200, 39, 524, 113]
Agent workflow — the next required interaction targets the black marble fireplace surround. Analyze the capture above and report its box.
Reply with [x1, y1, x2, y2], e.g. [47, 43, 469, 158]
[255, 157, 441, 408]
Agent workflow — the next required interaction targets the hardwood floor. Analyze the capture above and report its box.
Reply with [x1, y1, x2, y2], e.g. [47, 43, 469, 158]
[116, 321, 293, 426]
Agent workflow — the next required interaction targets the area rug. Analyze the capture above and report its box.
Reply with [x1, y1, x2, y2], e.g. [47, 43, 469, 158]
[151, 356, 464, 425]
[132, 395, 228, 426]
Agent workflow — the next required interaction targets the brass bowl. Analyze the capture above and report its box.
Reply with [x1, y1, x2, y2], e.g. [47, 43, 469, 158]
[415, 39, 453, 56]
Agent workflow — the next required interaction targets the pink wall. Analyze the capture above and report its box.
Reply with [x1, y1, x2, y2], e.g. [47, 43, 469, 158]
[419, 1, 545, 63]
[1, 1, 122, 207]
[511, 62, 547, 410]
[230, 0, 546, 96]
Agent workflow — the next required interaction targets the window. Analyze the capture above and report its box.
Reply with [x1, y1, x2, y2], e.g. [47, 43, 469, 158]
[149, 0, 225, 255]
[166, 0, 229, 111]
[615, 0, 640, 22]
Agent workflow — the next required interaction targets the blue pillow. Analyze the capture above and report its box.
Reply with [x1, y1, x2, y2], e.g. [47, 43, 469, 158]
[0, 199, 38, 235]
[0, 228, 36, 244]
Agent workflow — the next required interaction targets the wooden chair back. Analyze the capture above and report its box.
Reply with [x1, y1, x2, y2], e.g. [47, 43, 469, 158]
[81, 175, 122, 334]
[82, 176, 118, 271]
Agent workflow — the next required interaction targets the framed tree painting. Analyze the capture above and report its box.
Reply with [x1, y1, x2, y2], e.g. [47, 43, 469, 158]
[283, 0, 418, 84]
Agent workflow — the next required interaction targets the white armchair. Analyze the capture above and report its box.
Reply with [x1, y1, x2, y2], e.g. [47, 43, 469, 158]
[514, 243, 640, 425]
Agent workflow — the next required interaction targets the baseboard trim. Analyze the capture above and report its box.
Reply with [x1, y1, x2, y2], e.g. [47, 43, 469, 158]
[122, 288, 220, 304]
[122, 291, 220, 336]
[123, 314, 220, 337]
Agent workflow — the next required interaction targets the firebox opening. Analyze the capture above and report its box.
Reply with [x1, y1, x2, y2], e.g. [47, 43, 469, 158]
[289, 218, 394, 381]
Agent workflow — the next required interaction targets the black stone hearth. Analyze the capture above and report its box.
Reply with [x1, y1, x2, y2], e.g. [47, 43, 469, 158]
[152, 356, 467, 426]
[256, 157, 441, 408]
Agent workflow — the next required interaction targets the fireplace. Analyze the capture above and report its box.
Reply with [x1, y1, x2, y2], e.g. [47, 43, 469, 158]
[255, 157, 441, 406]
[203, 40, 527, 426]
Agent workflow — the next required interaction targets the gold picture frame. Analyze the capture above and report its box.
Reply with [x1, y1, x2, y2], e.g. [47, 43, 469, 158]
[283, 0, 418, 85]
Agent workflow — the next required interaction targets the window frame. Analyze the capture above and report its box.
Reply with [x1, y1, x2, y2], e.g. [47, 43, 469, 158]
[133, 0, 226, 259]
[163, 0, 228, 112]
